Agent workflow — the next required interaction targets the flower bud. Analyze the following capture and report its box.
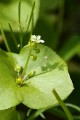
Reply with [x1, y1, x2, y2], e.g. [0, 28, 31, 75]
[16, 77, 23, 85]
[27, 71, 35, 78]
[14, 64, 22, 73]
[31, 55, 37, 61]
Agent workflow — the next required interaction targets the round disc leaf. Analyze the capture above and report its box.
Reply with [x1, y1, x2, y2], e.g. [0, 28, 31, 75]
[0, 44, 74, 110]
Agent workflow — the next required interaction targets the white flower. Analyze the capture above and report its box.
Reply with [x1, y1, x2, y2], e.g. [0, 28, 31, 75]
[17, 44, 20, 48]
[31, 35, 45, 43]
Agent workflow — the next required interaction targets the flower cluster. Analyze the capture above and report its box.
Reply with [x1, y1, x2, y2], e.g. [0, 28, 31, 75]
[30, 35, 45, 43]
[16, 35, 44, 85]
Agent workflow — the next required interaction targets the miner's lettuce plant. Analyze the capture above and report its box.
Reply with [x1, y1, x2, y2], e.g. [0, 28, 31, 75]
[0, 0, 74, 120]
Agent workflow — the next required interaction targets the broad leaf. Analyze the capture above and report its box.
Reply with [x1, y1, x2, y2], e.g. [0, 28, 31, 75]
[0, 107, 20, 120]
[0, 0, 40, 31]
[0, 44, 74, 110]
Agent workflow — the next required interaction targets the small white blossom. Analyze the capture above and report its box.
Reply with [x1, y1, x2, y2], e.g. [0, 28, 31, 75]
[31, 35, 45, 43]
[17, 44, 20, 48]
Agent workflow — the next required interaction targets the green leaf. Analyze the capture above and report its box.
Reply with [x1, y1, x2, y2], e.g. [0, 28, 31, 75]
[0, 0, 40, 31]
[59, 36, 80, 61]
[0, 107, 20, 120]
[0, 44, 74, 110]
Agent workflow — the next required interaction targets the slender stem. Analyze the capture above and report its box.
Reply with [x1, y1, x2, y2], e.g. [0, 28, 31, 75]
[21, 48, 32, 78]
[0, 26, 11, 52]
[18, 0, 23, 33]
[18, 0, 23, 49]
[19, 1, 35, 49]
[53, 89, 73, 120]
[18, 0, 23, 34]
[66, 103, 80, 120]
[26, 2, 35, 32]
[40, 113, 46, 119]
[8, 23, 18, 49]
[20, 2, 35, 78]
[29, 11, 34, 42]
[20, 2, 35, 76]
[27, 105, 53, 120]
[27, 109, 46, 120]
[18, 0, 21, 25]
[27, 109, 32, 117]
[19, 32, 23, 49]
[66, 103, 80, 112]
[31, 12, 34, 34]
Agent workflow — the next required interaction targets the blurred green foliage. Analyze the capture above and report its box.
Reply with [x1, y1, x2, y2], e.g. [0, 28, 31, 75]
[0, 0, 40, 31]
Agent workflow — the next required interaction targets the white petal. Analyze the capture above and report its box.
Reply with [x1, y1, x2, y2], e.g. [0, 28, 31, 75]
[17, 44, 20, 48]
[37, 35, 41, 40]
[40, 40, 45, 43]
[31, 35, 44, 44]
[31, 35, 36, 40]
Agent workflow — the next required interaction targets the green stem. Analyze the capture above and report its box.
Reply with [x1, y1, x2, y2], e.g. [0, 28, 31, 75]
[53, 89, 73, 120]
[27, 105, 53, 120]
[27, 109, 46, 120]
[18, 0, 21, 25]
[66, 103, 80, 120]
[0, 26, 11, 52]
[18, 1, 35, 49]
[19, 32, 23, 49]
[19, 1, 35, 77]
[31, 11, 34, 34]
[66, 103, 80, 112]
[26, 2, 35, 32]
[8, 23, 18, 50]
[21, 48, 32, 78]
[18, 0, 23, 49]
